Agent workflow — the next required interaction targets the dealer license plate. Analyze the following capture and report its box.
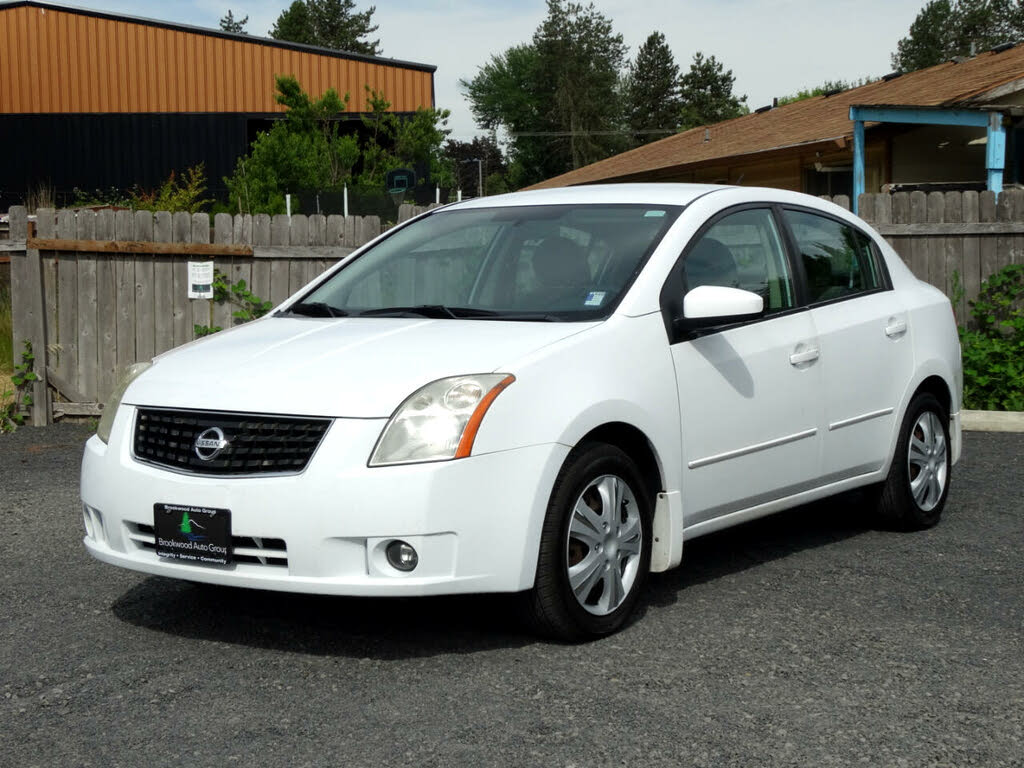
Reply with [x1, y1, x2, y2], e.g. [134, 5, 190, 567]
[154, 504, 232, 565]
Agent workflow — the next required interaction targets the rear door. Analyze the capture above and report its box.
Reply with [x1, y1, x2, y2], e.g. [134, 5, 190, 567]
[781, 208, 913, 480]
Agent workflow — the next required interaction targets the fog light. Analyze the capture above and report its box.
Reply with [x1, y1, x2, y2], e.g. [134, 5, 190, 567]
[385, 540, 418, 572]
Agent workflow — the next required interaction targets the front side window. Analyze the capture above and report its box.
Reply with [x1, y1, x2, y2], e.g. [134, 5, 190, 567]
[297, 204, 682, 321]
[784, 210, 882, 303]
[684, 208, 795, 312]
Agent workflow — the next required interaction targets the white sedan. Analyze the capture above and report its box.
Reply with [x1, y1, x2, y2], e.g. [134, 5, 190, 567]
[81, 184, 961, 640]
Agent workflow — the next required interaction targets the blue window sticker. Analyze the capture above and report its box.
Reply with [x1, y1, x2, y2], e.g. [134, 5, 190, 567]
[644, 210, 667, 218]
[584, 291, 606, 307]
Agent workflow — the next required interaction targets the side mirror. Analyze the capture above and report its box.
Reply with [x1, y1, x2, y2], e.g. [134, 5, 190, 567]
[682, 285, 764, 327]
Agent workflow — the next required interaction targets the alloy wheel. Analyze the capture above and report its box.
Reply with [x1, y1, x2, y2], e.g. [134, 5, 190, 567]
[564, 474, 643, 616]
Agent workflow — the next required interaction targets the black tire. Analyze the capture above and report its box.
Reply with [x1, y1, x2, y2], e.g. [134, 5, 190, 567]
[875, 392, 951, 530]
[522, 443, 652, 642]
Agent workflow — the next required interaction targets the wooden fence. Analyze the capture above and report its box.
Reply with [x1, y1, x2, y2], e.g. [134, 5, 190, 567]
[6, 191, 1024, 426]
[6, 204, 431, 425]
[827, 190, 1024, 321]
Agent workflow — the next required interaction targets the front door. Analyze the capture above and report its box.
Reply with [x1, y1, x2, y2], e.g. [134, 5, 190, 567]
[666, 207, 825, 527]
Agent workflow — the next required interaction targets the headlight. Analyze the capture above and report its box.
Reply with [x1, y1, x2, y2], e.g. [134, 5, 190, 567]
[95, 362, 152, 444]
[369, 374, 515, 466]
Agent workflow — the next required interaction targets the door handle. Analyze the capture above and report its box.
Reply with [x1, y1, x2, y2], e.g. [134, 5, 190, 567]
[789, 346, 820, 365]
[885, 318, 908, 338]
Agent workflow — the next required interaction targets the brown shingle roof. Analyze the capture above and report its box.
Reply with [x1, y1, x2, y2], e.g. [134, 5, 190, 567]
[529, 43, 1024, 189]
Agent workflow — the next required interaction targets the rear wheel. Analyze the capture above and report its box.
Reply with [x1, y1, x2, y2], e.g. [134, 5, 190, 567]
[875, 392, 951, 530]
[523, 443, 652, 641]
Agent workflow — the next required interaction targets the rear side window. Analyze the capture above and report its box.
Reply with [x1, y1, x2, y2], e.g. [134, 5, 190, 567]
[685, 208, 795, 312]
[784, 210, 882, 303]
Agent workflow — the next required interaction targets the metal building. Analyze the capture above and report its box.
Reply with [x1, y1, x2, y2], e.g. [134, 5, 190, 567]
[0, 0, 437, 207]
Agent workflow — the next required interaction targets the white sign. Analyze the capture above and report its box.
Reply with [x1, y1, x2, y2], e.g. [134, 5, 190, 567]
[188, 261, 214, 299]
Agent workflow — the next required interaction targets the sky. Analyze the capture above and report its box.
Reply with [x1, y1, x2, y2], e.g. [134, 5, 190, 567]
[68, 0, 930, 139]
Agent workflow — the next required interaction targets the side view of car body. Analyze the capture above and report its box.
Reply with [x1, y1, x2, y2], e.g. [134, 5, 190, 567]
[81, 184, 962, 640]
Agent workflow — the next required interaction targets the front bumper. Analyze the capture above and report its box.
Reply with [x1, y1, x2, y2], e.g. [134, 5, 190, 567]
[81, 406, 568, 596]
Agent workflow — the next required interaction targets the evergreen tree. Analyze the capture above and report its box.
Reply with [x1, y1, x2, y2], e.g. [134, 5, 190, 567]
[678, 52, 748, 131]
[892, 0, 1024, 72]
[271, 0, 381, 56]
[271, 1, 314, 45]
[219, 9, 248, 34]
[623, 32, 681, 145]
[444, 136, 508, 196]
[461, 1, 628, 186]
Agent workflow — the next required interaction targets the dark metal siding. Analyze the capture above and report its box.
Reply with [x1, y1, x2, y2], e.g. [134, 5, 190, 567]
[0, 113, 250, 208]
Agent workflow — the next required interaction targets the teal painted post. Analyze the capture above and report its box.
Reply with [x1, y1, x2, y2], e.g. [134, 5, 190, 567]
[986, 112, 1006, 194]
[852, 119, 865, 215]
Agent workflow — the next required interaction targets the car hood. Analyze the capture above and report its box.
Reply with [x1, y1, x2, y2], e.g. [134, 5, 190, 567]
[125, 316, 598, 417]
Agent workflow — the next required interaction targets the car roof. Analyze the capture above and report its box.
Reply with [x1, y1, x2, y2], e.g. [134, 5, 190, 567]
[447, 183, 732, 210]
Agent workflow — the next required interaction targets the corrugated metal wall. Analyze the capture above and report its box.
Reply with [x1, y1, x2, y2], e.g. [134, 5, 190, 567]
[0, 113, 251, 208]
[0, 3, 435, 114]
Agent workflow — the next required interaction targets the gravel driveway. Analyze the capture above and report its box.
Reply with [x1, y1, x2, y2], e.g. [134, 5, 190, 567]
[1, 425, 1021, 767]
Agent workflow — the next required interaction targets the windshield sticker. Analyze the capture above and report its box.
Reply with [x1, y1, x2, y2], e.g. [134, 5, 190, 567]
[644, 210, 667, 218]
[584, 291, 606, 307]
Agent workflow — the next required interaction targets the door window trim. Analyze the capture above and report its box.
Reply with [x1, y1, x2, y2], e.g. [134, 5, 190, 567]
[775, 204, 894, 308]
[659, 203, 807, 345]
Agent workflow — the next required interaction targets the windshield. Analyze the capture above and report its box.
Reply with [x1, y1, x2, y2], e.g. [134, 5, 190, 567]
[293, 203, 683, 321]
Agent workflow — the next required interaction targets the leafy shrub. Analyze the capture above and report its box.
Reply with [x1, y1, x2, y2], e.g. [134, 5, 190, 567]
[129, 164, 213, 213]
[194, 270, 273, 338]
[2, 341, 38, 432]
[959, 264, 1024, 411]
[72, 165, 213, 213]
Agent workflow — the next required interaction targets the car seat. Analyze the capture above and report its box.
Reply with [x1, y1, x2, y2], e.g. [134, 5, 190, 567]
[684, 237, 739, 290]
[526, 236, 592, 309]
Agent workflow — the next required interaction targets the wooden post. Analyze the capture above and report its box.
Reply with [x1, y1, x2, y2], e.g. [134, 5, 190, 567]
[212, 213, 234, 331]
[11, 206, 51, 427]
[153, 212, 174, 356]
[55, 210, 78, 408]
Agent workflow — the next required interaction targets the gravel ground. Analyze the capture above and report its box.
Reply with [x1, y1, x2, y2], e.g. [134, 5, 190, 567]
[1, 425, 1021, 767]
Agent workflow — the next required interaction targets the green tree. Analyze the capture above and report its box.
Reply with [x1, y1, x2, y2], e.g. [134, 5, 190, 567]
[225, 77, 451, 214]
[357, 87, 453, 189]
[623, 32, 681, 145]
[776, 78, 873, 106]
[892, 0, 1024, 71]
[444, 136, 509, 196]
[219, 9, 248, 34]
[270, 0, 381, 55]
[461, 1, 628, 187]
[270, 1, 313, 44]
[678, 52, 748, 131]
[225, 76, 360, 214]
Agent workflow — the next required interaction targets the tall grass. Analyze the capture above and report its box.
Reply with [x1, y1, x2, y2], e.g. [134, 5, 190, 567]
[0, 277, 12, 375]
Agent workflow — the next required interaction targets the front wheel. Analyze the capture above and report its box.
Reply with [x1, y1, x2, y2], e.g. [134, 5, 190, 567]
[523, 443, 652, 641]
[875, 392, 951, 530]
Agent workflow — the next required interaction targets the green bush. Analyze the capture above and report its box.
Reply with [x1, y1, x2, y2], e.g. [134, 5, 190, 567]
[128, 164, 214, 213]
[959, 264, 1024, 411]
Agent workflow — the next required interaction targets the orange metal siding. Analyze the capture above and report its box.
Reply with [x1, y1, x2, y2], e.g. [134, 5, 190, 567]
[0, 4, 434, 114]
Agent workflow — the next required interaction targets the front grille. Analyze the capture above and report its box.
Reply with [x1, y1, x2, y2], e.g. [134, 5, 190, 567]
[134, 408, 331, 476]
[129, 523, 288, 567]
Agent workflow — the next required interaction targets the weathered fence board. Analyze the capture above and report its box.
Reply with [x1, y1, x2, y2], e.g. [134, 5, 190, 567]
[846, 190, 1019, 325]
[6, 206, 409, 424]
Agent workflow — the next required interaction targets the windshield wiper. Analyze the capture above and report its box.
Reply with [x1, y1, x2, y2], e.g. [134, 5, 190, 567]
[280, 301, 349, 318]
[478, 312, 561, 322]
[358, 305, 501, 319]
[356, 305, 562, 321]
